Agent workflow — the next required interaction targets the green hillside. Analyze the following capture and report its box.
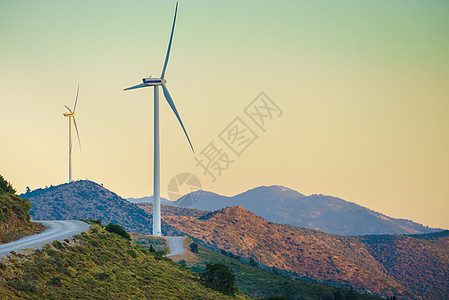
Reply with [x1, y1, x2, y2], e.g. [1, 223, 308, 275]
[134, 236, 379, 300]
[188, 241, 380, 300]
[0, 225, 247, 299]
[0, 175, 44, 244]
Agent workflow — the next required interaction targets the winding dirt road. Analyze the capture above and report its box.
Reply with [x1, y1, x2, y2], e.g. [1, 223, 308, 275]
[164, 236, 186, 256]
[0, 220, 90, 258]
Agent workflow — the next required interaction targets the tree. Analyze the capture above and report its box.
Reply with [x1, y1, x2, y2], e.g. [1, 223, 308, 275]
[154, 249, 167, 261]
[105, 223, 131, 240]
[202, 263, 236, 296]
[190, 242, 199, 253]
[249, 257, 258, 267]
[346, 286, 357, 300]
[0, 175, 16, 194]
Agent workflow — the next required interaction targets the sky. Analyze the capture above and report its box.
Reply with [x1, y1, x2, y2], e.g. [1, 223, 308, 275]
[1, 0, 448, 229]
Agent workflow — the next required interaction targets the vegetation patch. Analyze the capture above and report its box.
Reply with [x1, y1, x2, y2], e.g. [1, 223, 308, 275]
[105, 223, 131, 240]
[132, 234, 169, 252]
[184, 238, 380, 300]
[0, 175, 45, 244]
[0, 225, 247, 299]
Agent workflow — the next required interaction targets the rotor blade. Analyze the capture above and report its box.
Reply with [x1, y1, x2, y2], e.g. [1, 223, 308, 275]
[160, 2, 178, 79]
[64, 105, 73, 114]
[73, 84, 80, 113]
[123, 83, 148, 91]
[161, 84, 194, 153]
[73, 116, 82, 152]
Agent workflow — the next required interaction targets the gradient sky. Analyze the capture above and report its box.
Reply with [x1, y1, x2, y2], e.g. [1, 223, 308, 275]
[1, 0, 448, 229]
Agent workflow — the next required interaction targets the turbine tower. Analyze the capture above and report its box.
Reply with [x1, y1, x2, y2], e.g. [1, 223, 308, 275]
[63, 85, 82, 183]
[124, 2, 194, 236]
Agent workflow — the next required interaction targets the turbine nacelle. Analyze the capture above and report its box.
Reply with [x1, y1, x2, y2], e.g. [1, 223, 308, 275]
[63, 85, 82, 183]
[142, 77, 167, 86]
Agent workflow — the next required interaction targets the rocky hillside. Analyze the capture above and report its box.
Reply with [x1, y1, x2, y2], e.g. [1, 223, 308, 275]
[137, 202, 208, 218]
[164, 206, 449, 299]
[359, 231, 449, 299]
[0, 175, 44, 244]
[171, 186, 441, 235]
[22, 180, 179, 236]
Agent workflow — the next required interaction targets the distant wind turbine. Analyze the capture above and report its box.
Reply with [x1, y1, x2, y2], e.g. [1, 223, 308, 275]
[63, 85, 82, 183]
[124, 2, 194, 236]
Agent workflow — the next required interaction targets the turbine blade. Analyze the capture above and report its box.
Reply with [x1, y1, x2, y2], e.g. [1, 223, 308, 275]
[64, 105, 73, 114]
[161, 84, 194, 153]
[160, 2, 178, 79]
[123, 83, 148, 91]
[73, 116, 82, 152]
[73, 84, 80, 113]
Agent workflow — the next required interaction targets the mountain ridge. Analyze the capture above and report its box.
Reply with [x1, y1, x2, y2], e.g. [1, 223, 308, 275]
[163, 205, 449, 299]
[152, 185, 442, 235]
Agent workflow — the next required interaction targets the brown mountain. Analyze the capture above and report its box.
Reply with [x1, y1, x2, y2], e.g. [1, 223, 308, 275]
[169, 186, 442, 235]
[359, 231, 449, 299]
[164, 206, 449, 299]
[137, 202, 208, 218]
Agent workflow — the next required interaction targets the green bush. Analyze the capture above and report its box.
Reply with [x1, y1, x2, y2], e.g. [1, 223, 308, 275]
[52, 241, 65, 251]
[202, 263, 237, 296]
[190, 242, 199, 253]
[126, 249, 137, 258]
[154, 249, 167, 261]
[105, 223, 131, 241]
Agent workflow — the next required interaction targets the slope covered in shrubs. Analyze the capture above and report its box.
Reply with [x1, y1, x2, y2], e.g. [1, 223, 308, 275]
[0, 175, 44, 244]
[0, 225, 246, 299]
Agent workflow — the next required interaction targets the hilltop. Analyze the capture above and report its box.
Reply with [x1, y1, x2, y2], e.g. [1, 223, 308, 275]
[167, 185, 441, 235]
[21, 180, 180, 236]
[164, 206, 449, 299]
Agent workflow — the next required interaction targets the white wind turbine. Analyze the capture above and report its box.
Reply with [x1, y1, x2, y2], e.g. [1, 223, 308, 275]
[63, 85, 82, 183]
[124, 2, 194, 236]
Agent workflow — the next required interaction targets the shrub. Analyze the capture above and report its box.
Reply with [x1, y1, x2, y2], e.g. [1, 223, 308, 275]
[190, 242, 199, 253]
[126, 249, 137, 258]
[202, 263, 236, 296]
[94, 272, 110, 280]
[249, 257, 258, 267]
[105, 223, 131, 241]
[8, 278, 36, 292]
[47, 276, 63, 287]
[154, 249, 167, 261]
[52, 240, 65, 251]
